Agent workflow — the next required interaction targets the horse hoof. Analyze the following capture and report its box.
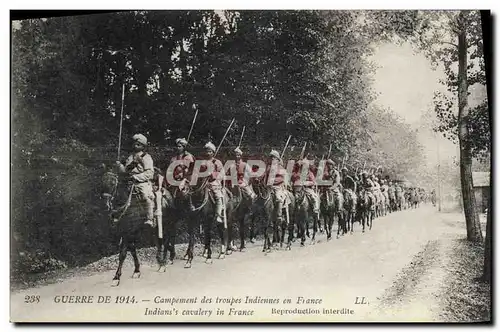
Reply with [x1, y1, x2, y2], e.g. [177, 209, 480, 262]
[226, 250, 233, 256]
[266, 248, 271, 253]
[132, 272, 141, 279]
[183, 254, 189, 261]
[167, 259, 174, 265]
[327, 236, 331, 241]
[157, 266, 167, 273]
[111, 279, 120, 287]
[239, 247, 246, 252]
[218, 254, 225, 260]
[300, 242, 305, 247]
[286, 245, 291, 251]
[249, 239, 255, 244]
[205, 258, 213, 264]
[184, 262, 192, 269]
[231, 246, 238, 252]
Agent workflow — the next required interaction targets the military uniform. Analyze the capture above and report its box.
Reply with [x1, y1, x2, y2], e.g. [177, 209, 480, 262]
[167, 138, 195, 195]
[203, 142, 224, 223]
[117, 134, 155, 226]
[266, 150, 287, 222]
[341, 168, 357, 209]
[291, 158, 320, 216]
[233, 147, 257, 201]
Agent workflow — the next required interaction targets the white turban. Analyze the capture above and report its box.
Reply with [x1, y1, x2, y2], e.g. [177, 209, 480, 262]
[204, 142, 216, 152]
[234, 147, 243, 154]
[175, 138, 188, 146]
[269, 150, 280, 159]
[132, 134, 148, 146]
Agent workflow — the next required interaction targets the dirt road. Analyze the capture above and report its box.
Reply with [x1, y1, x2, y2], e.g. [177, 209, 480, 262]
[11, 205, 465, 322]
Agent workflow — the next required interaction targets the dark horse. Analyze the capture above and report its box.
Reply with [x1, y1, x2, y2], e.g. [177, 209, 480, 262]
[294, 186, 320, 245]
[153, 168, 193, 271]
[343, 189, 357, 234]
[356, 188, 375, 233]
[253, 181, 294, 252]
[186, 180, 237, 265]
[101, 170, 150, 287]
[320, 187, 345, 240]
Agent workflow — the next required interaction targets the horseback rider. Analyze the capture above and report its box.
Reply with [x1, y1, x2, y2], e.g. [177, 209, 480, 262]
[203, 142, 225, 224]
[291, 153, 320, 222]
[265, 150, 288, 223]
[167, 138, 195, 192]
[165, 137, 196, 210]
[115, 134, 155, 227]
[341, 167, 357, 193]
[234, 146, 257, 201]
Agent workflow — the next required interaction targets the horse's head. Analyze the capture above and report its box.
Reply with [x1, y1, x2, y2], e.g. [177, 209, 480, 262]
[100, 163, 119, 212]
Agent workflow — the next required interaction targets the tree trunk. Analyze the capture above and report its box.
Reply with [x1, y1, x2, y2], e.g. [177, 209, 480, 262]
[482, 198, 491, 281]
[457, 12, 483, 242]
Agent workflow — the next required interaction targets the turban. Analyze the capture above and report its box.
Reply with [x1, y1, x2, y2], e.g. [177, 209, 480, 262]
[175, 138, 188, 147]
[132, 134, 148, 146]
[204, 142, 216, 152]
[269, 150, 280, 159]
[341, 167, 348, 172]
[234, 147, 243, 154]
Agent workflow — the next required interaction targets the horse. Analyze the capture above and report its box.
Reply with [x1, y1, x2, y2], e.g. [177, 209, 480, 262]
[227, 184, 261, 252]
[186, 179, 237, 265]
[320, 186, 347, 240]
[357, 188, 375, 232]
[253, 181, 294, 251]
[101, 170, 152, 287]
[152, 167, 196, 271]
[388, 186, 396, 212]
[293, 186, 320, 245]
[395, 188, 404, 211]
[343, 189, 357, 234]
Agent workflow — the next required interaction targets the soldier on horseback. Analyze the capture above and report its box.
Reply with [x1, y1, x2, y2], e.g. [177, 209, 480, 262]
[203, 142, 225, 224]
[234, 147, 257, 202]
[166, 137, 196, 209]
[265, 150, 288, 224]
[115, 133, 155, 227]
[291, 154, 321, 223]
[341, 167, 357, 194]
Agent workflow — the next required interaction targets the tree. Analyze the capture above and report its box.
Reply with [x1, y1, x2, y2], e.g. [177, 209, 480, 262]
[366, 10, 488, 242]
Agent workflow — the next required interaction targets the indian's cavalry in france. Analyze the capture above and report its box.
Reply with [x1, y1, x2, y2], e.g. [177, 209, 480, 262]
[100, 110, 430, 286]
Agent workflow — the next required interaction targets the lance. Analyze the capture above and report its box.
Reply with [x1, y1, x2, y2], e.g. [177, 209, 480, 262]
[156, 174, 164, 239]
[215, 118, 236, 157]
[280, 135, 292, 160]
[117, 83, 125, 161]
[341, 155, 346, 170]
[326, 144, 332, 160]
[237, 125, 246, 148]
[362, 161, 366, 172]
[186, 108, 199, 144]
[299, 141, 307, 160]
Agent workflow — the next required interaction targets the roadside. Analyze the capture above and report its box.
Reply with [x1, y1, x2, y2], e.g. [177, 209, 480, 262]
[369, 211, 490, 322]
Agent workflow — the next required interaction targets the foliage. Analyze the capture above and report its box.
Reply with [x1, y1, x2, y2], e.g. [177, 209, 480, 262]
[11, 10, 427, 275]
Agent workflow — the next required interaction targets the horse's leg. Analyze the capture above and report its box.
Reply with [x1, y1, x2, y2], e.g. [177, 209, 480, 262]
[130, 241, 141, 279]
[217, 222, 226, 259]
[286, 211, 293, 250]
[112, 237, 127, 286]
[204, 215, 213, 264]
[184, 213, 195, 269]
[361, 210, 366, 233]
[167, 218, 176, 265]
[156, 226, 165, 271]
[240, 212, 247, 251]
[310, 207, 317, 244]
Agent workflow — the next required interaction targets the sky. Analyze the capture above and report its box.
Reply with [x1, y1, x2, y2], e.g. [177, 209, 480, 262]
[369, 42, 459, 168]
